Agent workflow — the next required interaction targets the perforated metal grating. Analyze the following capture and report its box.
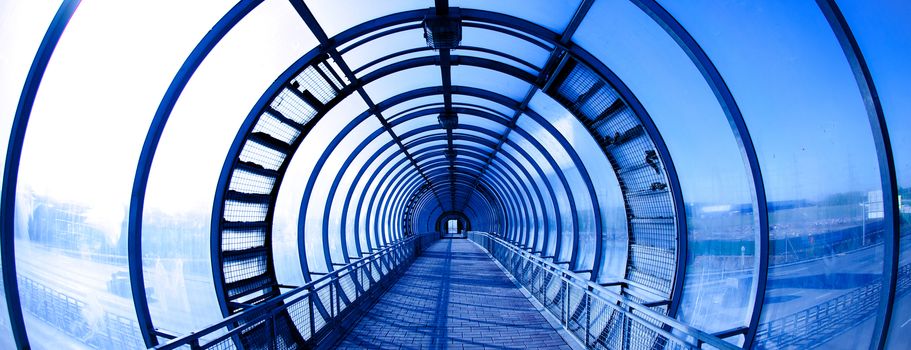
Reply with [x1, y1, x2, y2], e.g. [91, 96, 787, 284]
[548, 59, 678, 306]
[213, 56, 352, 349]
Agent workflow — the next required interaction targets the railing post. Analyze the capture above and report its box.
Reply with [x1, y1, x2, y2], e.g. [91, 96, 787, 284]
[309, 288, 315, 337]
[563, 278, 569, 326]
[623, 303, 631, 350]
[585, 292, 591, 347]
[269, 312, 277, 350]
[329, 282, 336, 318]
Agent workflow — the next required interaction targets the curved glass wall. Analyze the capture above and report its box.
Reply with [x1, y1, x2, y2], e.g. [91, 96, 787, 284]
[664, 1, 884, 347]
[835, 1, 911, 348]
[142, 0, 314, 335]
[0, 1, 64, 347]
[2, 1, 907, 349]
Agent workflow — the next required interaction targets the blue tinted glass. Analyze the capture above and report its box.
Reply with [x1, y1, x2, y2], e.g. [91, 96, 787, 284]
[528, 92, 628, 281]
[658, 1, 883, 347]
[834, 1, 911, 347]
[363, 66, 442, 103]
[350, 145, 399, 254]
[452, 0, 581, 34]
[506, 133, 572, 262]
[501, 144, 557, 255]
[0, 1, 63, 346]
[517, 114, 596, 270]
[336, 124, 392, 258]
[451, 95, 515, 117]
[16, 0, 257, 345]
[578, 0, 757, 335]
[457, 26, 550, 71]
[384, 95, 444, 122]
[342, 28, 425, 72]
[451, 66, 530, 102]
[304, 0, 424, 38]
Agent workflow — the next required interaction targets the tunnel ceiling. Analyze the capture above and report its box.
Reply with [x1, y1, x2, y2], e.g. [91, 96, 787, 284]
[1, 1, 909, 350]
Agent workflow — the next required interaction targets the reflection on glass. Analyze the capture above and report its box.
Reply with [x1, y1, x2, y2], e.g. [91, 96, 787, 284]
[578, 0, 757, 335]
[658, 1, 883, 348]
[529, 92, 628, 282]
[834, 0, 911, 347]
[142, 0, 312, 337]
[0, 0, 64, 346]
[452, 0, 582, 34]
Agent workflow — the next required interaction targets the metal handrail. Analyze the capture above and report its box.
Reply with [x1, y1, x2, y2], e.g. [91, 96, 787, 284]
[467, 231, 738, 350]
[154, 233, 436, 349]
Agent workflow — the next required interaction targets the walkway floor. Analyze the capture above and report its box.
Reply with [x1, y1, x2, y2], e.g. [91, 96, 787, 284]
[334, 239, 572, 350]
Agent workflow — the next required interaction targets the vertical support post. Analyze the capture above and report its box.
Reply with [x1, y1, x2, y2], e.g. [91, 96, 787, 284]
[269, 313, 277, 350]
[562, 278, 569, 326]
[308, 288, 315, 337]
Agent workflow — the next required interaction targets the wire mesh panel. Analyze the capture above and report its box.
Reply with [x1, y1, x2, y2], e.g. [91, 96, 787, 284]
[547, 58, 679, 309]
[209, 54, 357, 349]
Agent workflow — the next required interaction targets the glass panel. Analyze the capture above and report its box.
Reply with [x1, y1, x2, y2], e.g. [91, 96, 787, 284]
[501, 144, 556, 254]
[349, 144, 399, 255]
[342, 28, 424, 70]
[14, 1, 243, 347]
[361, 151, 407, 248]
[516, 114, 596, 270]
[457, 26, 550, 71]
[391, 114, 440, 137]
[355, 51, 438, 80]
[367, 149, 406, 246]
[529, 91, 628, 281]
[314, 117, 384, 267]
[450, 65, 530, 102]
[363, 66, 442, 104]
[384, 95, 444, 122]
[452, 0, 582, 34]
[453, 139, 493, 154]
[402, 128, 445, 144]
[456, 49, 538, 76]
[452, 94, 515, 118]
[0, 1, 62, 346]
[657, 1, 883, 347]
[505, 134, 570, 261]
[482, 166, 518, 241]
[303, 0, 425, 38]
[143, 1, 313, 336]
[834, 1, 911, 347]
[578, 0, 756, 334]
[278, 94, 367, 277]
[492, 158, 536, 247]
[410, 140, 448, 156]
[458, 114, 509, 136]
[455, 129, 498, 144]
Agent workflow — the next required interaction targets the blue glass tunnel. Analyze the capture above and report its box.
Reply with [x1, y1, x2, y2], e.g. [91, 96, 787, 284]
[0, 0, 909, 349]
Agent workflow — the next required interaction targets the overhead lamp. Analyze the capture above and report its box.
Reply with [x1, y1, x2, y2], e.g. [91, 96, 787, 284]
[438, 111, 458, 129]
[423, 13, 462, 49]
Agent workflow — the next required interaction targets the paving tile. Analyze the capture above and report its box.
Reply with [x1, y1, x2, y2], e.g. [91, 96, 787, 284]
[334, 239, 571, 350]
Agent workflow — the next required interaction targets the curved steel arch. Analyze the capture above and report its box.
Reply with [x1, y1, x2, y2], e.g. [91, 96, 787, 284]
[394, 121, 570, 254]
[186, 9, 690, 349]
[374, 137, 543, 247]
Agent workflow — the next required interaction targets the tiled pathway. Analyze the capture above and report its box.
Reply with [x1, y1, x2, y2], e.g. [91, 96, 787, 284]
[334, 239, 571, 350]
